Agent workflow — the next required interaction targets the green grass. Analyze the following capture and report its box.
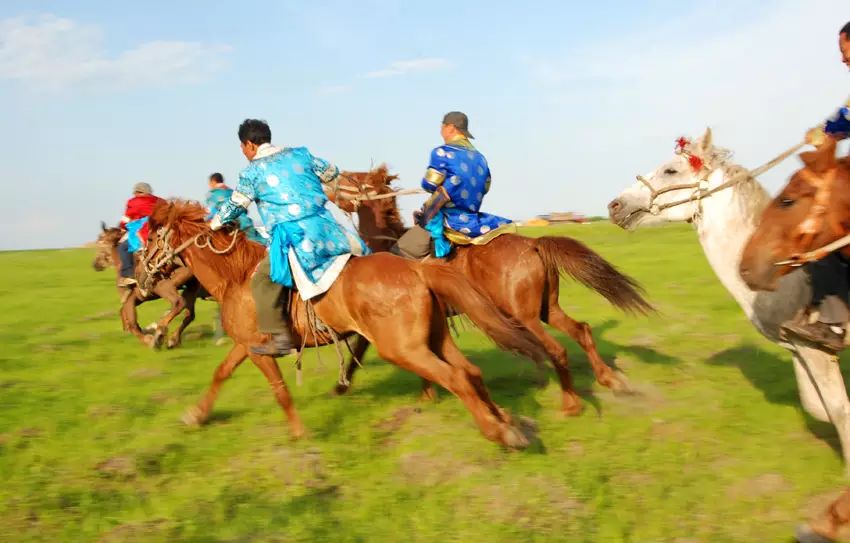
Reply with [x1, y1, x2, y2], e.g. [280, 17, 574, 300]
[1, 223, 847, 542]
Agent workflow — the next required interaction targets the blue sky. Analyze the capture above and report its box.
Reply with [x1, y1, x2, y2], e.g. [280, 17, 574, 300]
[0, 0, 848, 249]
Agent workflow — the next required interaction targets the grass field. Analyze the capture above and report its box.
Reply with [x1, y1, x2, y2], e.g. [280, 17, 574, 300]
[2, 222, 850, 542]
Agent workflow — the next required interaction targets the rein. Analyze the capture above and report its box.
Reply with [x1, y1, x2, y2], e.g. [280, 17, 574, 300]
[635, 141, 804, 216]
[143, 226, 239, 283]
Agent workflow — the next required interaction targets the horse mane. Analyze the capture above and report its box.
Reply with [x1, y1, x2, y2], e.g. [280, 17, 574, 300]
[150, 200, 266, 285]
[702, 143, 770, 222]
[359, 165, 407, 235]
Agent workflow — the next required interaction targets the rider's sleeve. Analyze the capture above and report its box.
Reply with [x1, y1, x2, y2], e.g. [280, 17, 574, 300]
[311, 155, 340, 185]
[824, 101, 850, 138]
[211, 172, 253, 230]
[483, 164, 492, 195]
[421, 147, 448, 193]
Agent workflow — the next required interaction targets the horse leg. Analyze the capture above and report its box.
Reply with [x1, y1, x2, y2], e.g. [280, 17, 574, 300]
[791, 351, 831, 423]
[379, 344, 528, 449]
[167, 286, 198, 349]
[334, 335, 371, 395]
[121, 294, 156, 348]
[183, 343, 248, 426]
[150, 281, 186, 349]
[545, 304, 630, 393]
[248, 353, 305, 438]
[793, 344, 850, 473]
[522, 318, 582, 415]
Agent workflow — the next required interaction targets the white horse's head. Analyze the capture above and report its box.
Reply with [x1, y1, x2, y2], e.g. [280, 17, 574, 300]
[609, 128, 729, 230]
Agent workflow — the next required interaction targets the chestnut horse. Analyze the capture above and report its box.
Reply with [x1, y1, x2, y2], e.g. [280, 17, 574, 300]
[93, 222, 202, 348]
[143, 200, 548, 448]
[739, 139, 850, 289]
[330, 167, 653, 415]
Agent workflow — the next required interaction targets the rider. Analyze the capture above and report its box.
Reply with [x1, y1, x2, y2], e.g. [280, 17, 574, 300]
[210, 119, 368, 356]
[117, 182, 164, 288]
[782, 21, 850, 354]
[391, 111, 513, 259]
[205, 172, 266, 244]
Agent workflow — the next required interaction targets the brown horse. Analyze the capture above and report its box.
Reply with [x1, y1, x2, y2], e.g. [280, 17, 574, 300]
[93, 222, 201, 348]
[143, 200, 548, 447]
[739, 139, 850, 290]
[330, 167, 653, 415]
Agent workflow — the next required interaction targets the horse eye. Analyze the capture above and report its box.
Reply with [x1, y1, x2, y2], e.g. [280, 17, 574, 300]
[664, 168, 678, 175]
[779, 198, 795, 208]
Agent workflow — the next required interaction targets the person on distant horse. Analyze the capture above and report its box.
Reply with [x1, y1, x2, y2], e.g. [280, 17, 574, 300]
[205, 172, 266, 245]
[210, 119, 369, 356]
[391, 111, 513, 259]
[782, 21, 850, 354]
[117, 182, 164, 288]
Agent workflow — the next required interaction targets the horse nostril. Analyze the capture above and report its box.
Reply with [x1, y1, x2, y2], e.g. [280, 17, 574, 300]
[608, 199, 622, 214]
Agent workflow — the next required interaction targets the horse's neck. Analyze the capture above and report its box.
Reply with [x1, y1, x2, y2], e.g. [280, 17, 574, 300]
[693, 171, 763, 318]
[182, 249, 230, 301]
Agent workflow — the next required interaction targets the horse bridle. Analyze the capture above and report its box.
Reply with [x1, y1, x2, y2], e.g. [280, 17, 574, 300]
[140, 224, 239, 290]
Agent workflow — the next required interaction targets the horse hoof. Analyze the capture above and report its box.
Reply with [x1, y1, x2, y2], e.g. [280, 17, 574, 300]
[166, 337, 181, 350]
[610, 371, 635, 395]
[182, 406, 206, 427]
[290, 423, 306, 440]
[419, 388, 437, 402]
[517, 415, 539, 433]
[142, 335, 158, 349]
[501, 424, 531, 450]
[333, 383, 350, 396]
[795, 524, 836, 543]
[562, 401, 583, 417]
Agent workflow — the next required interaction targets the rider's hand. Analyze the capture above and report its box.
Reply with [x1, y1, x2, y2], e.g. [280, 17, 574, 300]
[209, 216, 223, 231]
[806, 127, 828, 147]
[413, 210, 423, 224]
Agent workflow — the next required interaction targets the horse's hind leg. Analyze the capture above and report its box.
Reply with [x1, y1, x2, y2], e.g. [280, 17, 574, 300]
[183, 343, 248, 426]
[249, 353, 305, 438]
[334, 335, 371, 395]
[522, 319, 583, 416]
[545, 304, 630, 393]
[379, 343, 527, 449]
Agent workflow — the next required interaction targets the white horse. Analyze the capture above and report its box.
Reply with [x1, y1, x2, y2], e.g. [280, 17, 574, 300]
[608, 128, 850, 471]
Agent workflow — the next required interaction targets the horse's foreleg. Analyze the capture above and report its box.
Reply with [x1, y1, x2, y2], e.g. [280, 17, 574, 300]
[334, 335, 371, 395]
[793, 344, 850, 473]
[167, 286, 199, 349]
[248, 353, 304, 438]
[150, 281, 187, 348]
[183, 343, 248, 426]
[121, 294, 155, 347]
[791, 350, 831, 423]
[545, 304, 631, 394]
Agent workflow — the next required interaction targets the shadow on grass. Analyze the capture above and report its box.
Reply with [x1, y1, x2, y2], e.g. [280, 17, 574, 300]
[708, 344, 844, 458]
[339, 318, 676, 433]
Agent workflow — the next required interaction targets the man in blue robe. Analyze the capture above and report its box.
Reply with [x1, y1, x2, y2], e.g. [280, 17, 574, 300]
[211, 119, 369, 356]
[392, 111, 513, 259]
[205, 172, 266, 245]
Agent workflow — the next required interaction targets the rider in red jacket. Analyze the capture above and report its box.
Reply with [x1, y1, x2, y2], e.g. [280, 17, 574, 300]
[117, 182, 164, 287]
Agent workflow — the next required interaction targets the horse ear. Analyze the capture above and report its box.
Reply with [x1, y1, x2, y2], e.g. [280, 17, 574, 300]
[699, 127, 713, 153]
[801, 137, 838, 174]
[101, 221, 108, 232]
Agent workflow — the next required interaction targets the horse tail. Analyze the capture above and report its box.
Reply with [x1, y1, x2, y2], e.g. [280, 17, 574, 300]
[534, 236, 654, 315]
[417, 262, 547, 362]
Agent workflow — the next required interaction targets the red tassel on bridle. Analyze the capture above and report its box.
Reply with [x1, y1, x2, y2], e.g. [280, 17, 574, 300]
[675, 137, 705, 173]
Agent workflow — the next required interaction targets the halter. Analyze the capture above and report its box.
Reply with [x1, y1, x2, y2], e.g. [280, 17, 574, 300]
[140, 224, 239, 291]
[634, 138, 804, 217]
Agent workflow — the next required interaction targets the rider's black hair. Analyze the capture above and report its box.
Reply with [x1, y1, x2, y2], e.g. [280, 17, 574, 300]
[238, 119, 272, 145]
[209, 172, 224, 184]
[841, 21, 850, 36]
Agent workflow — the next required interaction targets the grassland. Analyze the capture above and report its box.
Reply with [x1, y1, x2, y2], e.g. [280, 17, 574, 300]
[1, 222, 849, 542]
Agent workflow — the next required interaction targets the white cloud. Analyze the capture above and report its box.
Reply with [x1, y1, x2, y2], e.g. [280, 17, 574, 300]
[363, 57, 450, 79]
[0, 14, 230, 91]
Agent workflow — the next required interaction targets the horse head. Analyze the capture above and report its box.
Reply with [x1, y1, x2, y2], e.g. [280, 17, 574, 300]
[608, 127, 730, 229]
[92, 221, 123, 271]
[740, 138, 850, 291]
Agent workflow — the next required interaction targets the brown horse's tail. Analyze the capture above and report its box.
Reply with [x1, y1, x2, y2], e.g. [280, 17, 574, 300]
[417, 262, 547, 362]
[535, 236, 654, 315]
